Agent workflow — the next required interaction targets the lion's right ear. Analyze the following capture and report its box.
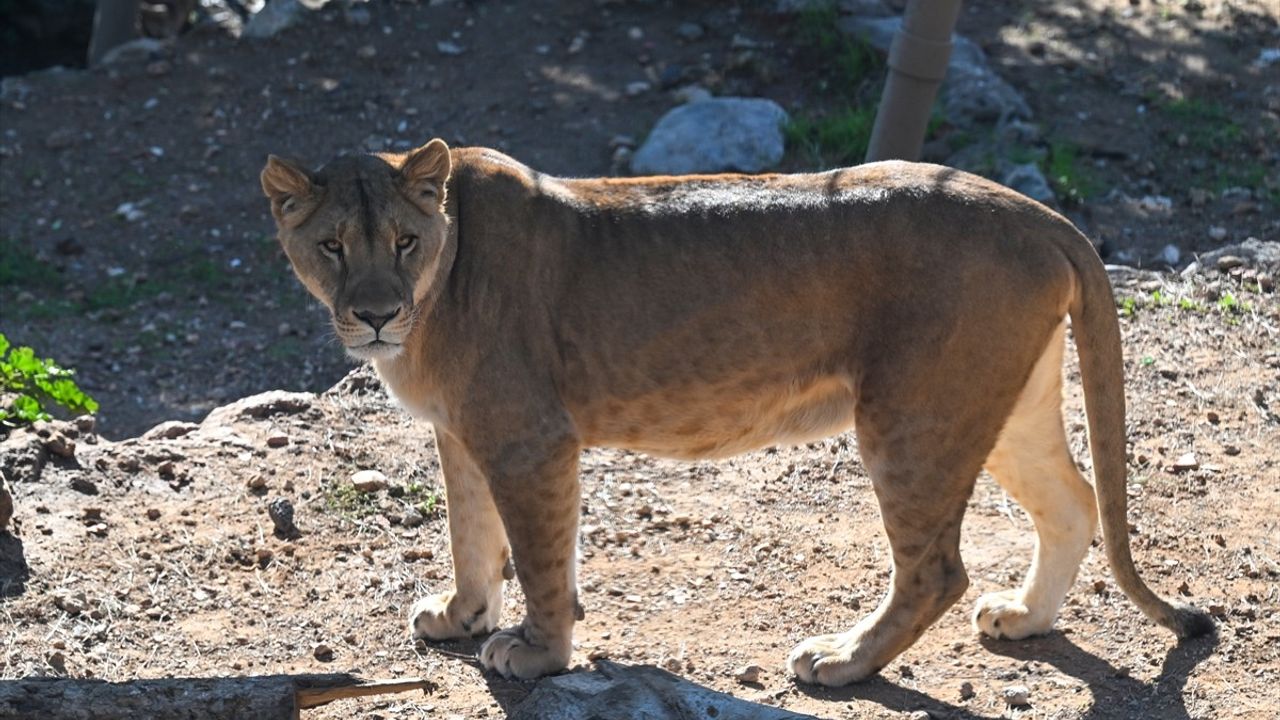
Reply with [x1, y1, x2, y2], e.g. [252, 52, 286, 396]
[399, 139, 451, 209]
[260, 155, 315, 221]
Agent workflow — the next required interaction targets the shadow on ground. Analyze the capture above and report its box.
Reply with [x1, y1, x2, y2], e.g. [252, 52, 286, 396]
[789, 629, 1218, 719]
[0, 532, 29, 598]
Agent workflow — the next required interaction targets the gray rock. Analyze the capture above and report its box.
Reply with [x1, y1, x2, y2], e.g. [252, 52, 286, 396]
[510, 661, 818, 720]
[243, 0, 306, 40]
[631, 98, 788, 175]
[838, 16, 1030, 127]
[1001, 163, 1055, 205]
[268, 497, 299, 538]
[675, 22, 705, 41]
[1200, 238, 1280, 271]
[142, 421, 199, 441]
[202, 390, 314, 427]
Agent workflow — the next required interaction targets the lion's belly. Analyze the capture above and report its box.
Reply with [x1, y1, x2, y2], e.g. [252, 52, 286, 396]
[581, 373, 858, 460]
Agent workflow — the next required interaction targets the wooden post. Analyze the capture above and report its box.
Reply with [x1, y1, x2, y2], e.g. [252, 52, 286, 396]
[864, 0, 963, 162]
[87, 0, 141, 67]
[0, 674, 433, 719]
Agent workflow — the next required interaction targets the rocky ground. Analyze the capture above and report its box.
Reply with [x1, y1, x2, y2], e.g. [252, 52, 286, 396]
[1, 1, 1279, 718]
[2, 262, 1279, 719]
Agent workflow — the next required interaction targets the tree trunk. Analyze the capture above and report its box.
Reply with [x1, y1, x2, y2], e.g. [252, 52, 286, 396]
[87, 0, 140, 67]
[0, 674, 432, 719]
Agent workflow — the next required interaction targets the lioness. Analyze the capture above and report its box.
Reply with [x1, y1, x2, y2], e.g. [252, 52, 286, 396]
[261, 140, 1211, 685]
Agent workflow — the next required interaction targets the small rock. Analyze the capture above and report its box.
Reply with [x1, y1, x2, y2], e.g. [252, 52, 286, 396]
[313, 643, 334, 662]
[44, 128, 77, 150]
[54, 591, 88, 616]
[266, 435, 289, 448]
[351, 470, 388, 493]
[402, 548, 434, 562]
[356, 44, 377, 60]
[1158, 244, 1181, 266]
[1002, 685, 1030, 707]
[402, 506, 425, 528]
[625, 81, 651, 97]
[437, 41, 465, 56]
[46, 650, 67, 674]
[43, 434, 75, 459]
[1208, 226, 1228, 241]
[908, 711, 932, 720]
[959, 681, 975, 700]
[70, 476, 98, 495]
[243, 0, 305, 39]
[673, 85, 712, 104]
[734, 664, 763, 684]
[268, 497, 299, 538]
[146, 508, 161, 521]
[143, 421, 199, 440]
[1170, 453, 1199, 473]
[1001, 163, 1055, 205]
[676, 22, 705, 41]
[246, 475, 268, 491]
[343, 5, 371, 26]
[1215, 255, 1245, 271]
[74, 416, 95, 434]
[1137, 195, 1173, 213]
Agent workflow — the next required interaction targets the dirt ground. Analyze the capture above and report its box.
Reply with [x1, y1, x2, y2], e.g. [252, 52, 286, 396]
[2, 1, 1279, 718]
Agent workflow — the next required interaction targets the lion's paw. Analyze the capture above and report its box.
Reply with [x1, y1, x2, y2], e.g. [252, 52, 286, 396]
[479, 624, 571, 680]
[973, 590, 1054, 640]
[409, 591, 501, 641]
[787, 633, 877, 687]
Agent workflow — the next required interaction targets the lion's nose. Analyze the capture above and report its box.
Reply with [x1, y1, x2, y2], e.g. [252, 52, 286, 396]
[353, 306, 402, 331]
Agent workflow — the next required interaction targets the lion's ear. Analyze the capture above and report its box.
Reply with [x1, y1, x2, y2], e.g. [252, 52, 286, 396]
[400, 138, 451, 207]
[260, 155, 315, 221]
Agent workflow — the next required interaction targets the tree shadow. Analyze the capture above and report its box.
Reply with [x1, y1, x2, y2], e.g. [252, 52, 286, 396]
[0, 531, 30, 598]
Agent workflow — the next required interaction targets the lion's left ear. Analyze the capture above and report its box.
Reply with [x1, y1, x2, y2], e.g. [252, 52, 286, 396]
[400, 138, 451, 208]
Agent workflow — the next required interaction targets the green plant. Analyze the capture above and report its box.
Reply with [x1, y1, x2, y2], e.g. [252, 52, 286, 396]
[786, 105, 878, 168]
[1043, 140, 1098, 204]
[0, 237, 60, 289]
[322, 480, 379, 519]
[0, 333, 98, 425]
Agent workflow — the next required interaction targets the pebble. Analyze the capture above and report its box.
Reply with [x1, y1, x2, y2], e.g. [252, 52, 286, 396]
[402, 506, 425, 528]
[959, 681, 975, 700]
[352, 469, 388, 492]
[1158, 244, 1180, 266]
[70, 476, 98, 495]
[146, 508, 161, 521]
[625, 81, 651, 97]
[1215, 255, 1244, 271]
[1170, 452, 1199, 473]
[246, 475, 268, 490]
[313, 643, 334, 662]
[436, 41, 465, 56]
[357, 45, 377, 60]
[44, 434, 75, 459]
[908, 712, 932, 720]
[44, 128, 77, 150]
[734, 664, 763, 684]
[676, 22, 705, 41]
[1208, 226, 1227, 241]
[1002, 685, 1030, 707]
[268, 497, 299, 538]
[266, 435, 289, 448]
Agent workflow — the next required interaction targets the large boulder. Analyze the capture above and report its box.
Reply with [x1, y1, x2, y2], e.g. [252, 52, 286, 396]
[631, 97, 789, 175]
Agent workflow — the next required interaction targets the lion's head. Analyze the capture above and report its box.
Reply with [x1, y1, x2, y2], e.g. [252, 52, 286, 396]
[260, 139, 453, 361]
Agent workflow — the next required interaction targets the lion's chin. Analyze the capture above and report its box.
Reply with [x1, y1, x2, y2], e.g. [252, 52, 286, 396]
[345, 340, 404, 362]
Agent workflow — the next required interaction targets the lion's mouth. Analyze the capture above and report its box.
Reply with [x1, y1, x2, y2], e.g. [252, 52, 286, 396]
[345, 339, 403, 361]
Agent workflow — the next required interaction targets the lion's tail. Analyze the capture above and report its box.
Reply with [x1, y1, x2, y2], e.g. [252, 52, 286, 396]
[1062, 231, 1214, 640]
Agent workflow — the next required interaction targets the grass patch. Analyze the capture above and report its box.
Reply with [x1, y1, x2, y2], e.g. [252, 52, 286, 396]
[0, 237, 60, 290]
[1043, 140, 1099, 204]
[785, 1, 893, 167]
[1162, 97, 1242, 154]
[322, 480, 380, 519]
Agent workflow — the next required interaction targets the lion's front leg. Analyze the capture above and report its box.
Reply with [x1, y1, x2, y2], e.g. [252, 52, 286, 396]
[409, 432, 510, 641]
[475, 437, 582, 680]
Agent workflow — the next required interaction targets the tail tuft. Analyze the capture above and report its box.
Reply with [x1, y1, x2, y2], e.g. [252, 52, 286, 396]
[1170, 604, 1215, 640]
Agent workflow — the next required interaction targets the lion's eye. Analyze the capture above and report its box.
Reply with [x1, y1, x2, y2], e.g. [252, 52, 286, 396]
[320, 239, 343, 256]
[396, 234, 418, 253]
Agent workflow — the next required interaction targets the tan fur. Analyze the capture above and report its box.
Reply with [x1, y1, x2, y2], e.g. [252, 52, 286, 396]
[262, 141, 1211, 685]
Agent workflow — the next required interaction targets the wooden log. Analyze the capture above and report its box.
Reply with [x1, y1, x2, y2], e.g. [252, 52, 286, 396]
[0, 673, 432, 720]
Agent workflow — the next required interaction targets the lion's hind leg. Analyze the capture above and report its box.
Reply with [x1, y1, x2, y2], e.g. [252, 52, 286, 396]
[974, 322, 1097, 640]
